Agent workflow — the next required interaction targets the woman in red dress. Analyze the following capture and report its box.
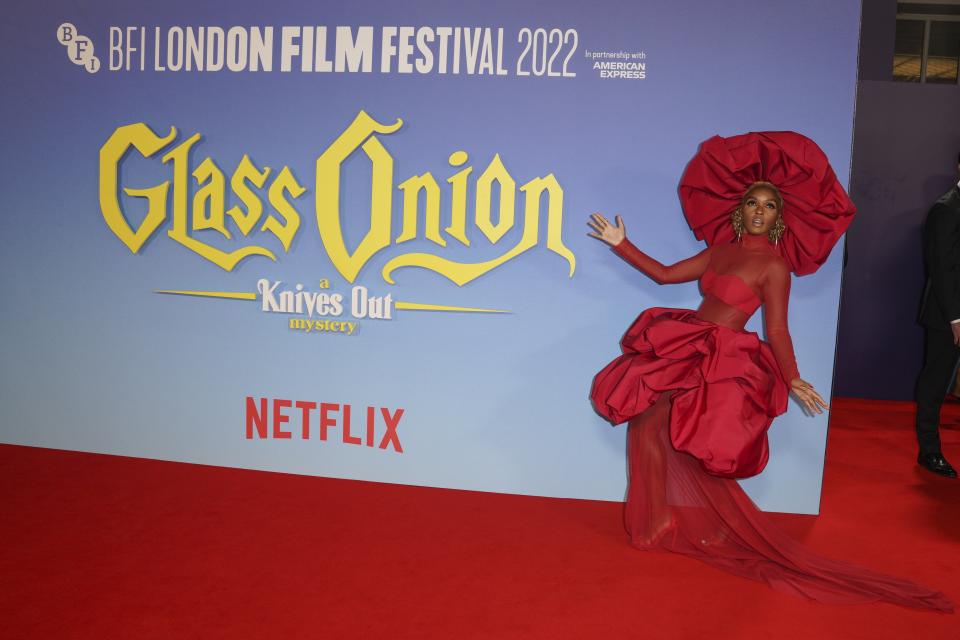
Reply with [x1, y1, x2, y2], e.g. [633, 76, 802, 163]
[587, 132, 953, 612]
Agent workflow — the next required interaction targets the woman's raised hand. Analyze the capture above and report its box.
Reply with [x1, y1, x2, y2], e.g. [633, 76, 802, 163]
[790, 378, 829, 415]
[588, 213, 626, 247]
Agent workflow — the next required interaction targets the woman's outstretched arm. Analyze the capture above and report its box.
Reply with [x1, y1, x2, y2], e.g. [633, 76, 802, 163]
[761, 260, 828, 414]
[588, 213, 712, 284]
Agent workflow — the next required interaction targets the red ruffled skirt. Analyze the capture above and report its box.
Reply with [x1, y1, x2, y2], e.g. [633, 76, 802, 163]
[591, 309, 953, 612]
[591, 307, 788, 478]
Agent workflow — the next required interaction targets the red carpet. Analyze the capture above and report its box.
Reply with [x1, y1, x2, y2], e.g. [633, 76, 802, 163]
[1, 398, 958, 639]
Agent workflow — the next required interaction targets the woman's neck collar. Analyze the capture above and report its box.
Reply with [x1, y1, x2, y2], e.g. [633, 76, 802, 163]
[740, 233, 774, 249]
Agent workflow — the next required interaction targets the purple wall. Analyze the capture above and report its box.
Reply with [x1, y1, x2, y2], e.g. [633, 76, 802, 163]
[834, 80, 960, 399]
[857, 0, 897, 81]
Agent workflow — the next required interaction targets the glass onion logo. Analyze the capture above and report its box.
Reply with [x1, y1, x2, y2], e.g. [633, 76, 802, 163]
[99, 111, 576, 334]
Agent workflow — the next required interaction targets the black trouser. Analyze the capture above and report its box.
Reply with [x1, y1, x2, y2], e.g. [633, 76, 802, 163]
[916, 326, 960, 456]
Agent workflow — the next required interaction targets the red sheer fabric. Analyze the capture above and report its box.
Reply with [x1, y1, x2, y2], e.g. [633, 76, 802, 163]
[626, 396, 952, 612]
[592, 235, 954, 612]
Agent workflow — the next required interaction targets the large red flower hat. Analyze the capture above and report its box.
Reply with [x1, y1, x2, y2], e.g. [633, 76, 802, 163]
[678, 131, 856, 276]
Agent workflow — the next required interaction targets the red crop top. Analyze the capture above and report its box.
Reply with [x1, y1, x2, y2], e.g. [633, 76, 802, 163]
[611, 234, 801, 384]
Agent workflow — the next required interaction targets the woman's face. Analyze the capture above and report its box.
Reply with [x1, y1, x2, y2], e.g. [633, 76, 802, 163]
[741, 186, 781, 236]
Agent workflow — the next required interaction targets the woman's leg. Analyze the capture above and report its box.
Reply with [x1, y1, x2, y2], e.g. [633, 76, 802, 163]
[624, 394, 675, 547]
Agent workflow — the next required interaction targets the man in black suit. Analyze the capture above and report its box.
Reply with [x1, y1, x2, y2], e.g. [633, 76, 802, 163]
[916, 153, 960, 478]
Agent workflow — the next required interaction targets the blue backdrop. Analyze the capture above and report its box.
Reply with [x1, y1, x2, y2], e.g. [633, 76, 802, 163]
[0, 0, 860, 514]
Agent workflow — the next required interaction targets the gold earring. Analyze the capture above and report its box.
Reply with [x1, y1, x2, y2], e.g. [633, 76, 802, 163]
[769, 217, 786, 245]
[731, 208, 744, 241]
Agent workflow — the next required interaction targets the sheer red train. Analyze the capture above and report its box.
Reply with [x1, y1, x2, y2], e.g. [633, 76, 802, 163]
[623, 395, 952, 612]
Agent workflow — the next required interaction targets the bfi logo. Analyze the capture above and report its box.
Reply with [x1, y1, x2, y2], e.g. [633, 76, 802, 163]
[57, 23, 100, 73]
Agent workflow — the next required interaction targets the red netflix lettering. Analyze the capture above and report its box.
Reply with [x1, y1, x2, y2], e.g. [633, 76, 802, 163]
[296, 400, 317, 439]
[273, 398, 292, 439]
[246, 396, 268, 439]
[243, 396, 404, 454]
[343, 404, 361, 445]
[379, 407, 404, 452]
[366, 406, 375, 447]
[319, 402, 338, 440]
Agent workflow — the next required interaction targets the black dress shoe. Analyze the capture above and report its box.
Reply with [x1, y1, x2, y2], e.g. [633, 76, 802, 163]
[917, 453, 958, 479]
